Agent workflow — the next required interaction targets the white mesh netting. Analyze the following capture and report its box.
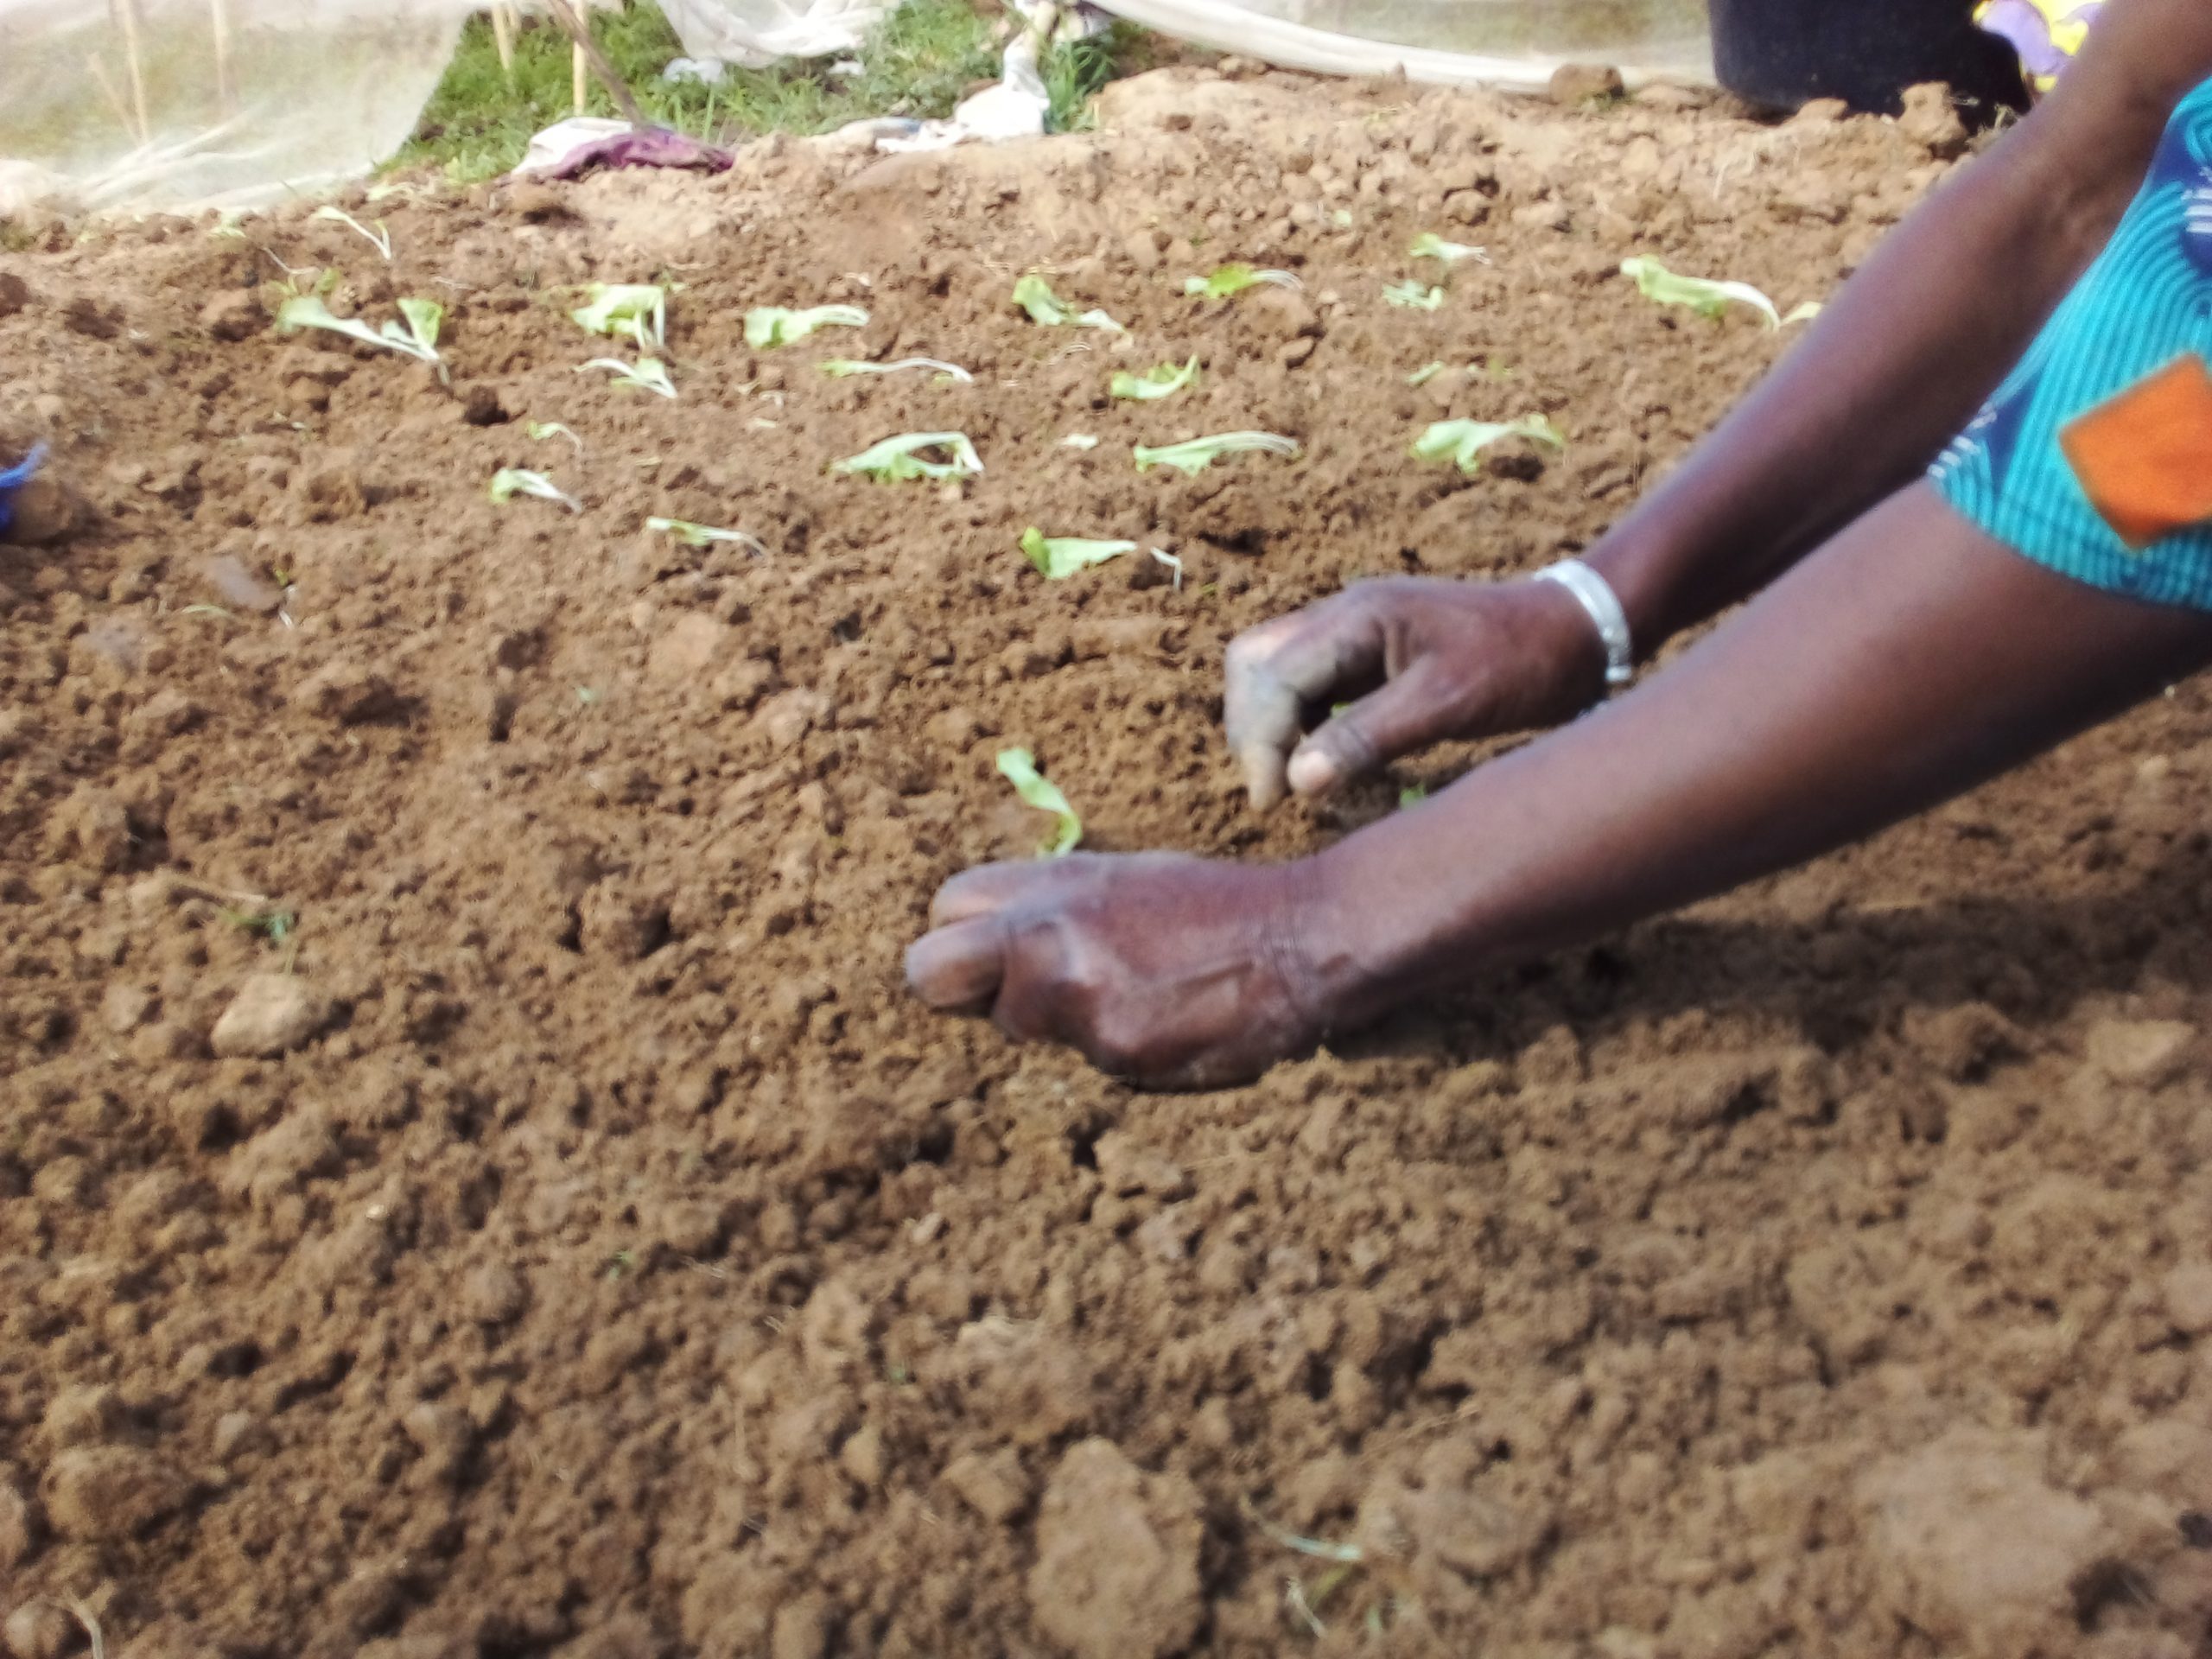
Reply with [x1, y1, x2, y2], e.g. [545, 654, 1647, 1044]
[0, 0, 1709, 214]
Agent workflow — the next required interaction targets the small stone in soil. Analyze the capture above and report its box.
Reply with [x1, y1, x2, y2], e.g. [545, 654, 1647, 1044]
[1549, 62, 1624, 105]
[3, 1601, 74, 1659]
[209, 974, 328, 1059]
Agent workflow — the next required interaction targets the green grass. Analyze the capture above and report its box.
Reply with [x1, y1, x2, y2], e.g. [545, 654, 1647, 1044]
[393, 0, 1139, 181]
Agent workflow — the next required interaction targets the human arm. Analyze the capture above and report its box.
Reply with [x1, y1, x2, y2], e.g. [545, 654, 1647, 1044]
[1230, 0, 2212, 807]
[910, 488, 2212, 1085]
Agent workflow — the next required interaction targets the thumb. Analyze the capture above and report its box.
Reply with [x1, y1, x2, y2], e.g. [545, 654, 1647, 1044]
[905, 915, 1007, 1014]
[1287, 660, 1465, 797]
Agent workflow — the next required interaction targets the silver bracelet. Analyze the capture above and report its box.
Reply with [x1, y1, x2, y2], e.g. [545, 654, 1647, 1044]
[1535, 557, 1634, 690]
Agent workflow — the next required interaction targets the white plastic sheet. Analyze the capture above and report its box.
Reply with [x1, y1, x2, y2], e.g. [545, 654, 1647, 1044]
[1083, 0, 1710, 89]
[0, 0, 473, 214]
[657, 0, 891, 67]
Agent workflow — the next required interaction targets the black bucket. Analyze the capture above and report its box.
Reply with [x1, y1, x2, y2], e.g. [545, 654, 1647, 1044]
[1710, 0, 2029, 118]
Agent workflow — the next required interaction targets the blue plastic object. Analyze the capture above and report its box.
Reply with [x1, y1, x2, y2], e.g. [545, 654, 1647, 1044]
[0, 443, 48, 538]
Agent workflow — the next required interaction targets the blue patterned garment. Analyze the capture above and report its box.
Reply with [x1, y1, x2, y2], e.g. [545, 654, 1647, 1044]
[0, 443, 42, 538]
[1931, 76, 2212, 607]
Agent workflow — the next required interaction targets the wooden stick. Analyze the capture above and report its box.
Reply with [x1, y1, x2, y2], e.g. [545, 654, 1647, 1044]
[573, 40, 588, 113]
[491, 4, 517, 80]
[116, 0, 153, 147]
[210, 0, 235, 115]
[542, 0, 651, 128]
[87, 51, 139, 142]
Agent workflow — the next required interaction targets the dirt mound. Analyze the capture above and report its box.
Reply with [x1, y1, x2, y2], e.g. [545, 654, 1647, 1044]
[4, 66, 2210, 1659]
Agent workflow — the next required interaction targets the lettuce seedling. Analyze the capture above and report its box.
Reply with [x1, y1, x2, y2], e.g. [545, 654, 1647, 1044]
[819, 356, 974, 384]
[744, 304, 868, 349]
[1382, 279, 1445, 310]
[1109, 357, 1199, 401]
[1021, 526, 1136, 579]
[1150, 547, 1184, 589]
[276, 294, 447, 382]
[1011, 274, 1123, 333]
[647, 516, 766, 554]
[578, 357, 677, 398]
[490, 468, 581, 512]
[527, 421, 583, 451]
[997, 748, 1082, 855]
[1411, 415, 1566, 474]
[1182, 263, 1300, 299]
[1131, 431, 1300, 477]
[831, 431, 983, 482]
[1406, 360, 1446, 387]
[1619, 256, 1792, 329]
[310, 204, 392, 261]
[573, 283, 668, 353]
[1408, 232, 1489, 266]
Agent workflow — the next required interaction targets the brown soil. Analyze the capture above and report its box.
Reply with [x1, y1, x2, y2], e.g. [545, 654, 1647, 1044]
[3, 64, 2209, 1659]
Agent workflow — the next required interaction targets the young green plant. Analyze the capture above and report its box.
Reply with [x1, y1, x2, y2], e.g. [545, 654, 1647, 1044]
[1408, 232, 1489, 266]
[997, 747, 1082, 855]
[1132, 431, 1300, 476]
[819, 356, 974, 384]
[1109, 356, 1198, 402]
[832, 431, 984, 482]
[1020, 526, 1136, 579]
[646, 516, 766, 553]
[490, 467, 581, 512]
[1182, 263, 1300, 299]
[528, 420, 584, 452]
[1011, 273, 1124, 333]
[745, 304, 868, 348]
[1412, 415, 1566, 474]
[310, 204, 392, 260]
[1382, 279, 1445, 311]
[572, 283, 668, 353]
[578, 357, 677, 398]
[1619, 256, 1819, 330]
[276, 295, 448, 383]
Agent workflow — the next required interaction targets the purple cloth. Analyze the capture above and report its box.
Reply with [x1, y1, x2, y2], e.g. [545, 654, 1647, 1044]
[540, 129, 734, 180]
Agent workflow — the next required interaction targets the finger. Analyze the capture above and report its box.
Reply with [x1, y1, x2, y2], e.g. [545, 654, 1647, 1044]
[1224, 610, 1382, 810]
[1287, 658, 1460, 796]
[929, 861, 1062, 928]
[905, 916, 1008, 1013]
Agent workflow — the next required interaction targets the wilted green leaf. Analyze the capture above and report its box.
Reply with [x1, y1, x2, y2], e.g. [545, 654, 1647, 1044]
[1382, 279, 1445, 311]
[1619, 256, 1783, 328]
[573, 283, 668, 353]
[646, 516, 766, 553]
[1109, 357, 1200, 402]
[1408, 232, 1489, 266]
[577, 357, 677, 398]
[276, 294, 446, 381]
[819, 356, 974, 384]
[745, 304, 868, 349]
[490, 468, 581, 512]
[1181, 263, 1300, 299]
[1131, 431, 1300, 477]
[1011, 274, 1123, 333]
[997, 747, 1082, 855]
[831, 431, 984, 482]
[1021, 526, 1137, 579]
[1411, 415, 1566, 474]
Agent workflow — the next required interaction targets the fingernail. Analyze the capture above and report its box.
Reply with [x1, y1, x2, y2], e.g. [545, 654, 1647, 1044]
[1287, 750, 1336, 795]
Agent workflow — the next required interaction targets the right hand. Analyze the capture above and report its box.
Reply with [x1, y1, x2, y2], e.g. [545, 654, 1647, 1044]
[1224, 575, 1610, 809]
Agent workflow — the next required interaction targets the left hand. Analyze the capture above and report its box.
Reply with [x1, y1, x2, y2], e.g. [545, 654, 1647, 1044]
[904, 852, 1335, 1089]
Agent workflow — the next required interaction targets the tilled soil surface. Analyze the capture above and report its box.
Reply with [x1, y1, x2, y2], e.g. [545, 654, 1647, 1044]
[6, 63, 2212, 1659]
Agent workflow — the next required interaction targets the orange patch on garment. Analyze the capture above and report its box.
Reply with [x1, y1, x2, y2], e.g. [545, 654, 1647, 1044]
[2061, 353, 2212, 550]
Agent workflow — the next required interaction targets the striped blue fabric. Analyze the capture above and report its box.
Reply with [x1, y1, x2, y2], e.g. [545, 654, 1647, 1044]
[1932, 76, 2212, 607]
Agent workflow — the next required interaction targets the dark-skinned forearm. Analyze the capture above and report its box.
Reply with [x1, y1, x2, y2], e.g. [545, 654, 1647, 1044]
[1583, 86, 2171, 650]
[1300, 489, 2212, 1021]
